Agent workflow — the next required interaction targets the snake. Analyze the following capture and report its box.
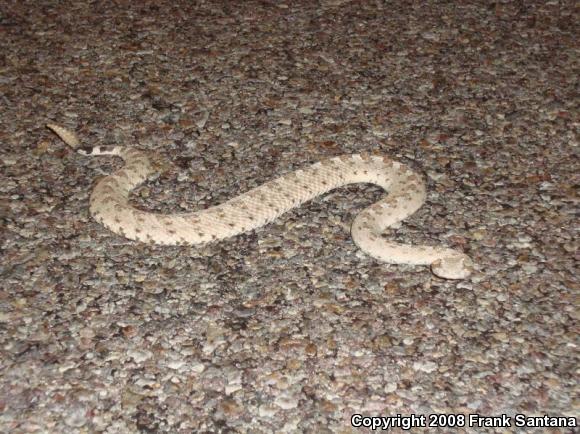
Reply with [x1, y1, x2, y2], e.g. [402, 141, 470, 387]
[47, 123, 473, 279]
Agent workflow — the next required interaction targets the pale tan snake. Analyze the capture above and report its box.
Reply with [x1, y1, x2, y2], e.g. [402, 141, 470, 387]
[47, 124, 473, 279]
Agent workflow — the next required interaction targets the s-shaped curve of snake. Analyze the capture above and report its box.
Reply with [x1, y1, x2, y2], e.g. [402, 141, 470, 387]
[46, 124, 473, 279]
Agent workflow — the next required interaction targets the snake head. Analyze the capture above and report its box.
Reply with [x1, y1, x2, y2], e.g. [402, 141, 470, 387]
[431, 254, 473, 280]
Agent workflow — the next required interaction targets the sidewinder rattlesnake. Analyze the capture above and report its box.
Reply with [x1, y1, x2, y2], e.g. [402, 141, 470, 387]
[47, 124, 473, 279]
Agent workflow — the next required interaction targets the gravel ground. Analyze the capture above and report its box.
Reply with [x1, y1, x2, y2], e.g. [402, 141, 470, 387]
[1, 1, 578, 433]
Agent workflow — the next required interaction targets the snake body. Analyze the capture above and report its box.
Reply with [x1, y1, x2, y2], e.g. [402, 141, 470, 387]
[47, 124, 472, 279]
